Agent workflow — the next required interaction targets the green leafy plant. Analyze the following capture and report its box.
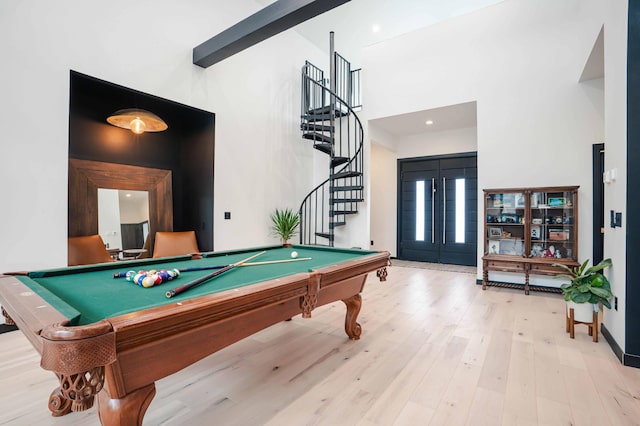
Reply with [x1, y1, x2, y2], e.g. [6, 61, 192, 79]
[554, 258, 613, 308]
[270, 208, 300, 245]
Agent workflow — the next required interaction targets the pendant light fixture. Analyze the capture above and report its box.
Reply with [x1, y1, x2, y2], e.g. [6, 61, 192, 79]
[107, 109, 168, 134]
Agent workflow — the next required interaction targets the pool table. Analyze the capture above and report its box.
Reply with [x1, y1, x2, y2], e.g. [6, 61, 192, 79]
[0, 245, 389, 425]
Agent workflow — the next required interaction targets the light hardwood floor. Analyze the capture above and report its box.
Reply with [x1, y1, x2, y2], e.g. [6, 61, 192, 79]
[1, 264, 640, 425]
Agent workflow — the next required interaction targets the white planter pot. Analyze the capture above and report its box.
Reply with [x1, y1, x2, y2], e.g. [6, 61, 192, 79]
[567, 301, 597, 323]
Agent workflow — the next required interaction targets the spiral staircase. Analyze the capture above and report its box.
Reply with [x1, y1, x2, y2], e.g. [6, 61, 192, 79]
[298, 36, 364, 246]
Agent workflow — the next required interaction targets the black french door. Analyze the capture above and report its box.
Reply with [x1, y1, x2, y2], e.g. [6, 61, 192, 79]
[398, 154, 477, 266]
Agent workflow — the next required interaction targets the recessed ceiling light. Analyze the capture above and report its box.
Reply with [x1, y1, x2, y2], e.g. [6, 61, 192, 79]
[125, 193, 132, 197]
[425, 120, 434, 125]
[372, 24, 380, 33]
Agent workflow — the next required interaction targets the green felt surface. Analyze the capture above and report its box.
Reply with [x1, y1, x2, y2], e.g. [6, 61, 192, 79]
[19, 246, 377, 326]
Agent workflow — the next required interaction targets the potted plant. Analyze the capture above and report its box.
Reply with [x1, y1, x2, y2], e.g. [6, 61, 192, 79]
[270, 208, 300, 247]
[554, 258, 613, 322]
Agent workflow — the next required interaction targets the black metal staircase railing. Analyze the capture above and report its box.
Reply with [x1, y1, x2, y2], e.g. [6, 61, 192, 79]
[298, 56, 364, 246]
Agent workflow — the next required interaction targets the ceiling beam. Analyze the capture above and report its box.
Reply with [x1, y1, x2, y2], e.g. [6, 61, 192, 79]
[193, 0, 350, 68]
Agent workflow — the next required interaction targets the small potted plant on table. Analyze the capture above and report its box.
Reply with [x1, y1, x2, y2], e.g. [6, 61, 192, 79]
[270, 208, 300, 247]
[554, 258, 613, 342]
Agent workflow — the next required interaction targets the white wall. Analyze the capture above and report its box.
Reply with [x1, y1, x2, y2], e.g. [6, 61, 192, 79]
[397, 127, 477, 159]
[370, 143, 398, 255]
[0, 1, 326, 273]
[364, 0, 605, 282]
[602, 0, 629, 349]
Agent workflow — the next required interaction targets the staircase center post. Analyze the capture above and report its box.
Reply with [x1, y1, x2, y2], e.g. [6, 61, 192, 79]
[328, 31, 336, 246]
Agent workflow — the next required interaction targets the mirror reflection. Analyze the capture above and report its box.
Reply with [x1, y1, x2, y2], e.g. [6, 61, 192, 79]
[98, 189, 150, 258]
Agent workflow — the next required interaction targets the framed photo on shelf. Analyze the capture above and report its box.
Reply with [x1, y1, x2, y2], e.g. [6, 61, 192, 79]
[489, 227, 502, 238]
[515, 193, 525, 208]
[488, 240, 500, 254]
[491, 194, 503, 208]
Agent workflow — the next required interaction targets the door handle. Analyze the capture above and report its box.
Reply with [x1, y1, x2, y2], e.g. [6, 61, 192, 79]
[442, 177, 446, 244]
[431, 178, 436, 244]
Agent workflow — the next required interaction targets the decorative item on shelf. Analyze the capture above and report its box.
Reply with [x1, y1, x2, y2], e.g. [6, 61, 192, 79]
[531, 192, 542, 207]
[270, 208, 301, 247]
[107, 108, 168, 135]
[499, 239, 523, 256]
[554, 258, 613, 342]
[491, 194, 503, 207]
[532, 218, 543, 224]
[498, 214, 519, 223]
[502, 193, 515, 208]
[501, 231, 512, 238]
[548, 197, 565, 207]
[488, 240, 500, 254]
[515, 193, 525, 208]
[530, 244, 543, 257]
[543, 245, 556, 257]
[531, 225, 541, 240]
[549, 229, 570, 241]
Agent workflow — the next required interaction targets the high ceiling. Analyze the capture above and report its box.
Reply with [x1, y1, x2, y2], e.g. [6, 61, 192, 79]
[369, 101, 478, 137]
[253, 0, 505, 136]
[253, 0, 505, 62]
[289, 0, 506, 63]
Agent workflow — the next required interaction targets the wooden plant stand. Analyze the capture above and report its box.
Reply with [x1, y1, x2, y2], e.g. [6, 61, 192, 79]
[566, 306, 598, 342]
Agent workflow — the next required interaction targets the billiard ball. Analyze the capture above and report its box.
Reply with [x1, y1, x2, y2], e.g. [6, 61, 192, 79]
[291, 251, 298, 259]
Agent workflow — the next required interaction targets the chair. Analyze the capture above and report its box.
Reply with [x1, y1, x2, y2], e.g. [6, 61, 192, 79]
[68, 235, 116, 266]
[152, 231, 200, 258]
[135, 234, 151, 259]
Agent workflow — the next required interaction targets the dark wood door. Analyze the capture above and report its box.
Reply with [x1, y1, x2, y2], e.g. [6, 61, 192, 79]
[399, 160, 440, 262]
[398, 154, 477, 266]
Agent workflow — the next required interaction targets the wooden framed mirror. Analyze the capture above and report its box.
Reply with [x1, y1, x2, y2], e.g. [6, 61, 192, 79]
[68, 159, 173, 256]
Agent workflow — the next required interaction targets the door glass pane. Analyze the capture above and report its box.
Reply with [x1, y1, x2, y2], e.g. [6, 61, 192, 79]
[416, 180, 425, 241]
[455, 178, 465, 243]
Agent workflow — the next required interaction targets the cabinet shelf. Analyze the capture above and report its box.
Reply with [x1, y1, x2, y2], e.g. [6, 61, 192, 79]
[482, 186, 579, 295]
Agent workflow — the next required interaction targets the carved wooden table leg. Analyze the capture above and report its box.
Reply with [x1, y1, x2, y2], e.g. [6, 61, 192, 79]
[98, 383, 156, 426]
[2, 307, 15, 326]
[48, 386, 72, 417]
[51, 366, 104, 414]
[376, 267, 388, 282]
[342, 294, 362, 340]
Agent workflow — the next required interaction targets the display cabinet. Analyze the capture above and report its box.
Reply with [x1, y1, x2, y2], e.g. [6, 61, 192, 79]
[482, 186, 579, 294]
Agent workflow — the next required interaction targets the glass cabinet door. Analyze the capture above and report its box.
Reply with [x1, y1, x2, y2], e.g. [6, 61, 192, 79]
[486, 191, 526, 256]
[529, 190, 577, 261]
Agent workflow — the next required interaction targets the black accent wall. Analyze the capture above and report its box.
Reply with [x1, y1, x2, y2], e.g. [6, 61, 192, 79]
[626, 0, 640, 366]
[69, 71, 215, 251]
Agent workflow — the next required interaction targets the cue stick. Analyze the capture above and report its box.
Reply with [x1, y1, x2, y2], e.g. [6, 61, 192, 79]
[165, 251, 265, 298]
[113, 257, 312, 278]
